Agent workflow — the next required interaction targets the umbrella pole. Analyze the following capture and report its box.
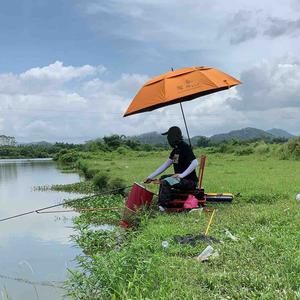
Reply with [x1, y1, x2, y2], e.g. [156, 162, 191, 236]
[179, 102, 192, 148]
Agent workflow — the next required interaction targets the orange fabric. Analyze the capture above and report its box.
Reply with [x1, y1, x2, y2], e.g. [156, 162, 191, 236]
[124, 66, 241, 117]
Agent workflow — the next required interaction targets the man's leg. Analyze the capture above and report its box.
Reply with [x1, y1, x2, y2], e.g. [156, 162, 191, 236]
[169, 179, 197, 201]
[158, 174, 173, 206]
[176, 179, 197, 191]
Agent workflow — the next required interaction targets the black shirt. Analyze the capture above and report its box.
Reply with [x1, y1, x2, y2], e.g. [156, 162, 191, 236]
[169, 141, 198, 182]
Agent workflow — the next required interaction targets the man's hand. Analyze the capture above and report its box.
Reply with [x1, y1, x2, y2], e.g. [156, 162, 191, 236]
[144, 178, 153, 184]
[172, 174, 182, 179]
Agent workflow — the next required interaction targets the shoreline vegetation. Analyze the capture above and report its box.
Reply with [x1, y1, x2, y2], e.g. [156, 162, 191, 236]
[1, 135, 300, 298]
[0, 133, 299, 161]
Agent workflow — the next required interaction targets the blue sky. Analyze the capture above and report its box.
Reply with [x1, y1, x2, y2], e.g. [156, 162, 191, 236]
[0, 0, 299, 142]
[0, 0, 216, 76]
[0, 0, 112, 73]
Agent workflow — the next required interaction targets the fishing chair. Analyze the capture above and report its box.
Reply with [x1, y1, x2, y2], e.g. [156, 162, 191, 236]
[166, 155, 207, 210]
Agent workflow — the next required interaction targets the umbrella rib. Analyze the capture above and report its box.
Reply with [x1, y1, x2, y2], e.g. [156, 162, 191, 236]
[198, 71, 219, 88]
[163, 77, 166, 102]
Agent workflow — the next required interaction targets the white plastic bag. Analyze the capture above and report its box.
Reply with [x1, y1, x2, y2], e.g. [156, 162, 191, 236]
[196, 245, 214, 262]
[225, 229, 238, 241]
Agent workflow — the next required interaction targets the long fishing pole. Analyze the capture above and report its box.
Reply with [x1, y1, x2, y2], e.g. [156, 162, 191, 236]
[0, 185, 132, 223]
[0, 273, 64, 289]
[37, 206, 120, 214]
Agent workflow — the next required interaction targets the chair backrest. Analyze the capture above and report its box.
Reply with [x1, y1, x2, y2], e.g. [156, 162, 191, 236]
[197, 155, 206, 189]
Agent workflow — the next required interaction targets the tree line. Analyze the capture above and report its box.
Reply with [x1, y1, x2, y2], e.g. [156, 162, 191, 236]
[0, 134, 298, 160]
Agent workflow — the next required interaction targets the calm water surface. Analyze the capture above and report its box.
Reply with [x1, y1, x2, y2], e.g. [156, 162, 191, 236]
[0, 159, 83, 299]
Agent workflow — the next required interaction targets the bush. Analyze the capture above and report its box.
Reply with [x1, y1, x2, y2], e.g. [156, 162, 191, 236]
[196, 136, 210, 148]
[278, 136, 300, 160]
[234, 146, 254, 156]
[103, 135, 125, 149]
[84, 139, 110, 152]
[140, 144, 153, 151]
[76, 160, 100, 179]
[125, 139, 141, 150]
[59, 150, 79, 164]
[85, 168, 99, 180]
[218, 144, 230, 153]
[93, 172, 110, 190]
[116, 145, 130, 155]
[254, 142, 270, 155]
[109, 177, 127, 196]
[286, 136, 300, 159]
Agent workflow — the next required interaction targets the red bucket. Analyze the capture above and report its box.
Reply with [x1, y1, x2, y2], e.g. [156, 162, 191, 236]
[125, 183, 154, 211]
[120, 183, 154, 228]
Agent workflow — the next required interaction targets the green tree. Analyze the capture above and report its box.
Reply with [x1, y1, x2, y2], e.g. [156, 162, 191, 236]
[103, 135, 125, 149]
[196, 136, 210, 148]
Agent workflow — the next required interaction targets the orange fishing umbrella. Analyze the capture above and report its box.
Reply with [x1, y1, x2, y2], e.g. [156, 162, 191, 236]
[124, 66, 241, 145]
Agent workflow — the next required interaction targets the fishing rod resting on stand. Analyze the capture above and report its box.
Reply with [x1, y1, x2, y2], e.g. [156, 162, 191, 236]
[0, 185, 133, 223]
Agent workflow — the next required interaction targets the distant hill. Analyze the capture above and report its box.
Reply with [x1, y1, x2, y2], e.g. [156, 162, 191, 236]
[132, 131, 199, 146]
[131, 127, 295, 146]
[266, 128, 295, 139]
[190, 135, 208, 146]
[131, 131, 168, 146]
[209, 127, 275, 143]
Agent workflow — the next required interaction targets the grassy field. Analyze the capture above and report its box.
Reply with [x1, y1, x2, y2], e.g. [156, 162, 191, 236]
[64, 150, 300, 299]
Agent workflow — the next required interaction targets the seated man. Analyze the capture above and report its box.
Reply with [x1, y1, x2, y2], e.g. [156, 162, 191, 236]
[144, 126, 198, 208]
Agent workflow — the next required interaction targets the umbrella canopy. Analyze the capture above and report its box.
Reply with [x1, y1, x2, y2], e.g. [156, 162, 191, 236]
[123, 66, 241, 117]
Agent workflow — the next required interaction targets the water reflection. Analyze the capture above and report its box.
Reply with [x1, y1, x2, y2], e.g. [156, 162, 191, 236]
[0, 159, 82, 300]
[0, 160, 17, 182]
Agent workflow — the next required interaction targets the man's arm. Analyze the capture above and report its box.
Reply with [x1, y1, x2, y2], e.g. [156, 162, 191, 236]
[172, 159, 198, 179]
[144, 159, 173, 183]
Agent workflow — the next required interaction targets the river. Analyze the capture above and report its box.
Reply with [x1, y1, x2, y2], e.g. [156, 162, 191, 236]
[0, 159, 83, 300]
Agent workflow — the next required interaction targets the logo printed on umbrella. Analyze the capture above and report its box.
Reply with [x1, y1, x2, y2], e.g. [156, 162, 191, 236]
[177, 79, 200, 93]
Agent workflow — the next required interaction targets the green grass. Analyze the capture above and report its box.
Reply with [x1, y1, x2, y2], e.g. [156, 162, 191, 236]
[65, 151, 300, 299]
[70, 149, 298, 197]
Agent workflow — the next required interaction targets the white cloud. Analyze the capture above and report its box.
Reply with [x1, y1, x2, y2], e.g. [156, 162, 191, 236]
[81, 73, 148, 98]
[20, 60, 105, 82]
[229, 59, 300, 111]
[0, 61, 106, 95]
[0, 61, 149, 142]
[224, 8, 300, 45]
[0, 60, 299, 142]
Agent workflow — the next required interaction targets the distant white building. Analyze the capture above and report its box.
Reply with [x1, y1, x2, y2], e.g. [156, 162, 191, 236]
[0, 135, 16, 146]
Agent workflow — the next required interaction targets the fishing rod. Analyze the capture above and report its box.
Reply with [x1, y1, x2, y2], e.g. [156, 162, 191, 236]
[37, 206, 120, 214]
[0, 185, 133, 222]
[0, 273, 64, 289]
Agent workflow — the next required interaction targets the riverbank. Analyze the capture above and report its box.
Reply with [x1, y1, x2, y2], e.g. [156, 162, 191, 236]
[59, 148, 300, 299]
